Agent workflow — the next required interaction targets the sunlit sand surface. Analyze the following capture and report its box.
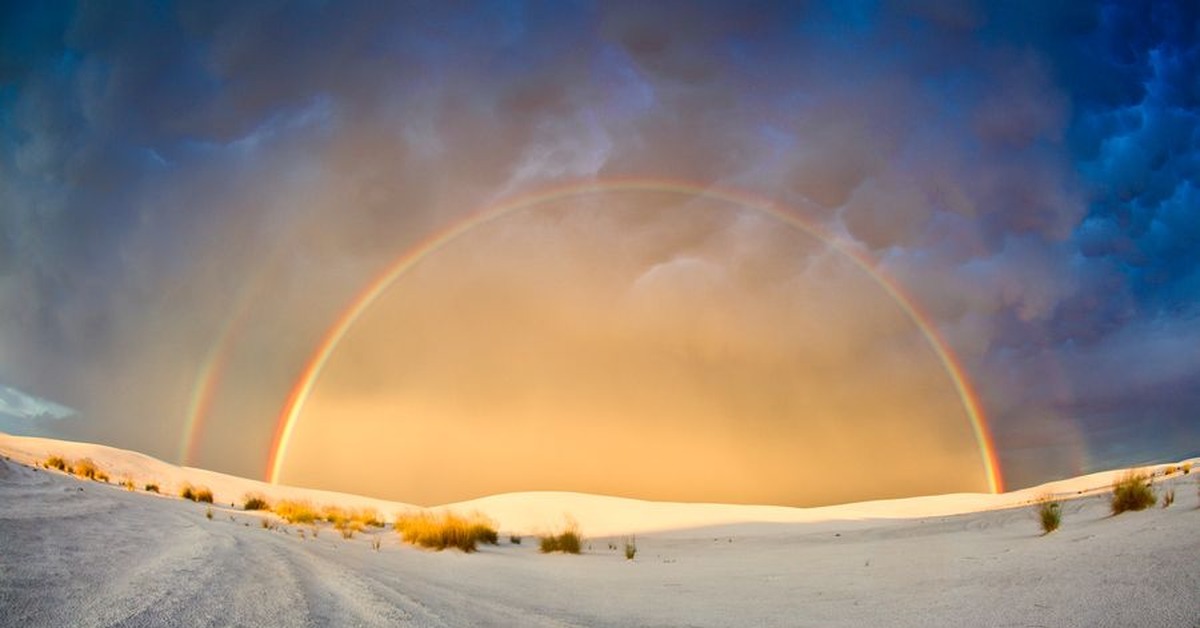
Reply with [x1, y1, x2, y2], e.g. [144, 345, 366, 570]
[2, 433, 1197, 626]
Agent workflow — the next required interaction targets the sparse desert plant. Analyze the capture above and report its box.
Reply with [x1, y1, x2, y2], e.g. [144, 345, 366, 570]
[321, 506, 363, 539]
[322, 504, 346, 523]
[120, 477, 135, 491]
[44, 455, 67, 471]
[1161, 488, 1175, 508]
[472, 521, 499, 546]
[144, 483, 159, 493]
[394, 510, 498, 552]
[1036, 496, 1061, 534]
[352, 507, 384, 528]
[323, 506, 382, 528]
[273, 500, 318, 524]
[1184, 462, 1193, 474]
[179, 483, 213, 503]
[510, 534, 522, 545]
[205, 507, 213, 520]
[72, 458, 99, 480]
[1111, 471, 1156, 514]
[261, 517, 271, 529]
[336, 518, 363, 539]
[539, 521, 583, 554]
[623, 535, 637, 560]
[243, 494, 270, 511]
[1165, 465, 1178, 476]
[371, 536, 381, 551]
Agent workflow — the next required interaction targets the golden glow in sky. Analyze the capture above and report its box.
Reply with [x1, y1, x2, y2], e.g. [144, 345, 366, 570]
[280, 192, 989, 506]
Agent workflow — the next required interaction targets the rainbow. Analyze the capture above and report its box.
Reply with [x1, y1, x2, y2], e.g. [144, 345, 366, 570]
[178, 239, 295, 466]
[178, 275, 263, 465]
[265, 178, 1005, 494]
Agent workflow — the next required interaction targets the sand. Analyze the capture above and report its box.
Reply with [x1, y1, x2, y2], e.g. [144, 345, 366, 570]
[1, 432, 1198, 627]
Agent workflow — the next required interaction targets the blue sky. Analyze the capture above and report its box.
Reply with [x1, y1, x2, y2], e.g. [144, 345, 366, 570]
[0, 1, 1197, 494]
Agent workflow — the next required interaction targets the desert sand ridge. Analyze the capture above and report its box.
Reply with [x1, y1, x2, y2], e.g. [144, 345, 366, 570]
[2, 431, 1199, 627]
[0, 432, 415, 517]
[1, 431, 1194, 536]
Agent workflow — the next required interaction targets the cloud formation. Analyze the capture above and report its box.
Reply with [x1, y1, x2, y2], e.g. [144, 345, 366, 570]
[0, 385, 75, 421]
[1, 1, 1196, 498]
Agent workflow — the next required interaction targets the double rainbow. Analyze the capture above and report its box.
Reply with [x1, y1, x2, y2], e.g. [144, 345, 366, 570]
[187, 178, 1005, 494]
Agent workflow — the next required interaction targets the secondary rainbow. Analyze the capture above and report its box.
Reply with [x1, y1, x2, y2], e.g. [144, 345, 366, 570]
[265, 178, 1005, 494]
[178, 276, 262, 465]
[179, 242, 293, 466]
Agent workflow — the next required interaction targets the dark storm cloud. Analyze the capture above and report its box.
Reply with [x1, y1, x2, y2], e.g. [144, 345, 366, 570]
[0, 0, 1196, 487]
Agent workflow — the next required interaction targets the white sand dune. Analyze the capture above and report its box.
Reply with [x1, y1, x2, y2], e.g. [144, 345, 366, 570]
[2, 432, 1198, 627]
[0, 433, 414, 517]
[0, 432, 1174, 535]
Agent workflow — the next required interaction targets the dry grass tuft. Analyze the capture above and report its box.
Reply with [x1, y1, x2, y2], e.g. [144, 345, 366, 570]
[1111, 471, 1156, 514]
[1035, 495, 1061, 534]
[120, 477, 136, 491]
[144, 483, 159, 493]
[322, 504, 346, 523]
[179, 483, 214, 503]
[1183, 462, 1193, 474]
[320, 506, 381, 528]
[623, 535, 637, 560]
[1161, 488, 1175, 508]
[539, 521, 583, 554]
[394, 510, 498, 552]
[44, 455, 67, 471]
[72, 458, 99, 480]
[273, 500, 319, 524]
[242, 494, 270, 511]
[352, 507, 384, 528]
[336, 518, 363, 539]
[319, 506, 371, 539]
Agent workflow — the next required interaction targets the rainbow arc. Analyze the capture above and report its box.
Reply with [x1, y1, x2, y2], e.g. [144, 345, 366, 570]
[257, 179, 1004, 494]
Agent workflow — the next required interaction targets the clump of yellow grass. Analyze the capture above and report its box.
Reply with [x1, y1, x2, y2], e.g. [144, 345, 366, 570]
[273, 500, 319, 524]
[394, 510, 498, 552]
[72, 458, 107, 482]
[1111, 470, 1155, 514]
[539, 520, 583, 554]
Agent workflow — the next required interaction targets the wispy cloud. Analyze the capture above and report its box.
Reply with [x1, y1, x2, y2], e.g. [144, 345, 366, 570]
[0, 385, 76, 421]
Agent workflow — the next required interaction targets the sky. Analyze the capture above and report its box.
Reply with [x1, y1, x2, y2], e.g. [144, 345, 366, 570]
[1, 1, 1197, 506]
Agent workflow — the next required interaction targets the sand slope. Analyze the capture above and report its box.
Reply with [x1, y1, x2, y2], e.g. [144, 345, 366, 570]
[0, 434, 413, 517]
[2, 433, 1198, 627]
[1, 432, 1183, 535]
